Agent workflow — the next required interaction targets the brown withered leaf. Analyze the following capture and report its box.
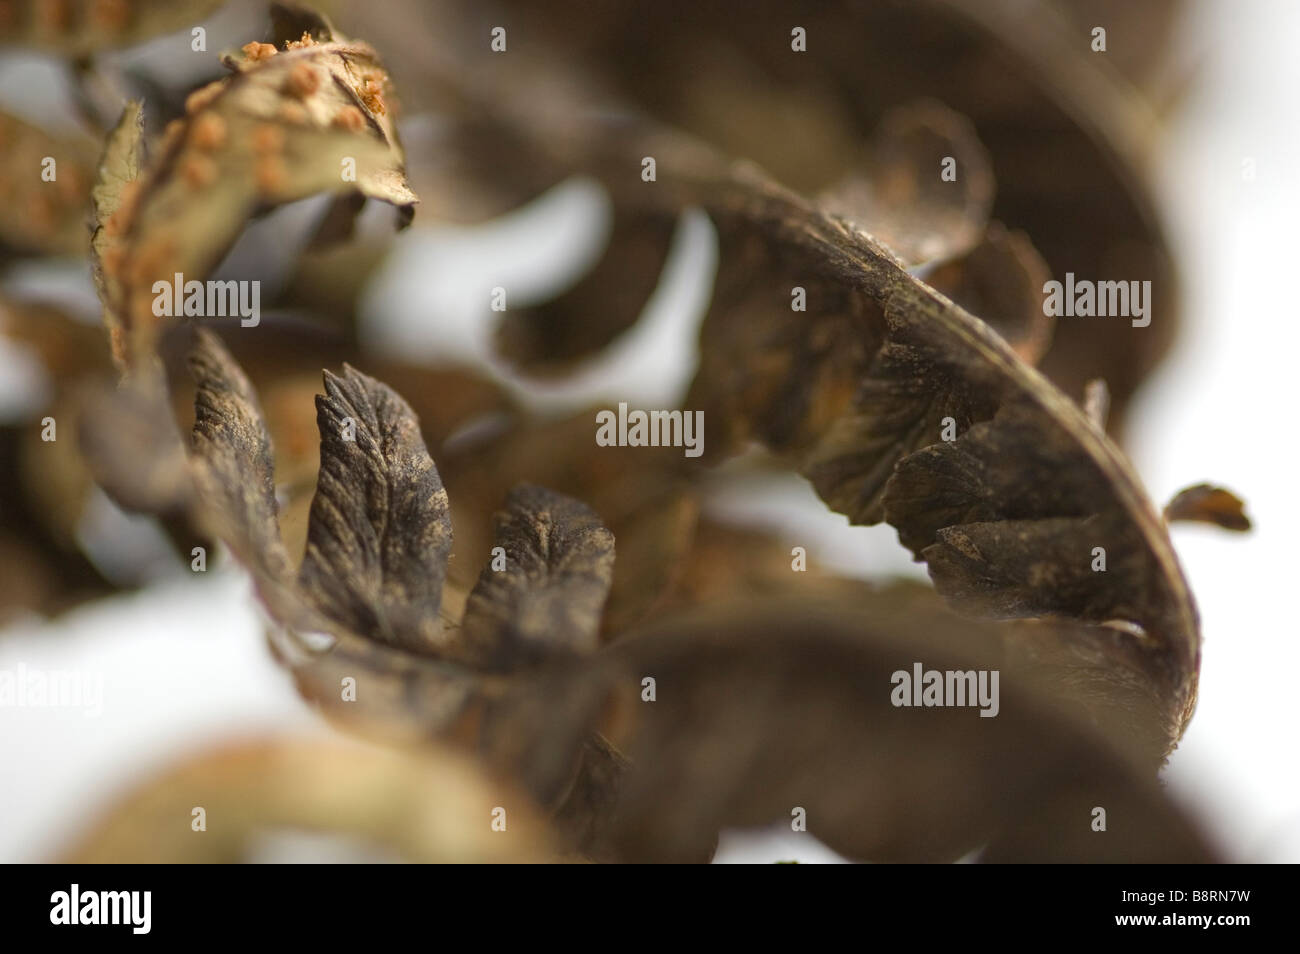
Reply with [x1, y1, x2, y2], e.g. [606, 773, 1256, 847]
[641, 564, 1178, 770]
[0, 110, 96, 257]
[87, 96, 1206, 766]
[387, 99, 1173, 747]
[66, 6, 1220, 859]
[475, 598, 1215, 863]
[640, 138, 1197, 755]
[47, 0, 1244, 869]
[143, 317, 520, 565]
[434, 410, 696, 641]
[297, 361, 452, 656]
[0, 0, 225, 56]
[188, 329, 290, 577]
[78, 332, 606, 738]
[105, 330, 459, 655]
[74, 331, 300, 607]
[60, 736, 555, 863]
[458, 484, 615, 670]
[89, 10, 417, 369]
[1164, 483, 1251, 532]
[90, 99, 145, 359]
[75, 334, 590, 824]
[406, 104, 1202, 757]
[883, 398, 1158, 620]
[74, 326, 1222, 861]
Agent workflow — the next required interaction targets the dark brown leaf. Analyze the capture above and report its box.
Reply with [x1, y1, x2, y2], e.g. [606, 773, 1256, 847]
[436, 410, 696, 641]
[90, 100, 145, 363]
[0, 110, 97, 256]
[297, 362, 452, 655]
[1164, 483, 1251, 532]
[478, 598, 1216, 863]
[188, 329, 290, 577]
[458, 484, 615, 670]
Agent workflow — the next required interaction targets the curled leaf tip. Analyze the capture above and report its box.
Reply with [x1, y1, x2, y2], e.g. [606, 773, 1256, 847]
[1165, 484, 1252, 532]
